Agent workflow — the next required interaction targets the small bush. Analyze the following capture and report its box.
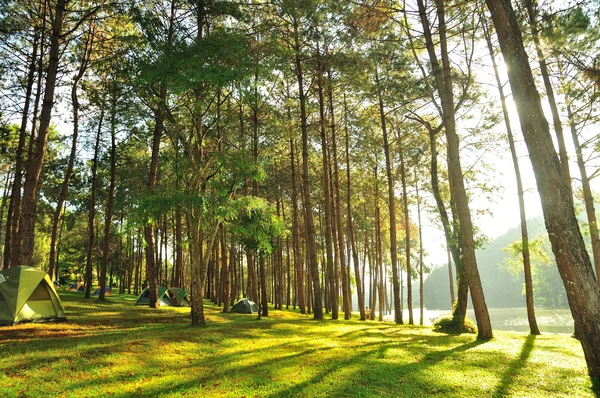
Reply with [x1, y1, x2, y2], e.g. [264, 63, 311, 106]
[432, 315, 477, 334]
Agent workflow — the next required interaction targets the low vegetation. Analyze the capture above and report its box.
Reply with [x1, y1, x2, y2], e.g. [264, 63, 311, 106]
[432, 315, 477, 335]
[0, 292, 595, 397]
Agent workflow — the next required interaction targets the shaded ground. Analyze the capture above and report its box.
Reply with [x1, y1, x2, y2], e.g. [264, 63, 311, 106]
[0, 292, 594, 397]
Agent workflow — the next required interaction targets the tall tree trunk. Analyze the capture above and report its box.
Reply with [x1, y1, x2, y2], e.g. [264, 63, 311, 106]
[0, 170, 13, 267]
[483, 20, 539, 335]
[18, 0, 66, 266]
[99, 95, 117, 302]
[376, 70, 402, 324]
[4, 1, 43, 269]
[328, 69, 351, 319]
[85, 108, 104, 298]
[417, 0, 492, 339]
[447, 245, 455, 307]
[486, 0, 600, 383]
[316, 48, 337, 320]
[343, 94, 365, 320]
[294, 18, 323, 320]
[416, 173, 424, 326]
[398, 133, 413, 324]
[375, 169, 384, 321]
[221, 225, 229, 312]
[145, 0, 174, 308]
[48, 28, 93, 279]
[524, 0, 572, 196]
[290, 136, 306, 314]
[566, 100, 600, 286]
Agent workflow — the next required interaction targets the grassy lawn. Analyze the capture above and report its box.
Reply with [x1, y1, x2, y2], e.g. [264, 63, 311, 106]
[0, 292, 596, 397]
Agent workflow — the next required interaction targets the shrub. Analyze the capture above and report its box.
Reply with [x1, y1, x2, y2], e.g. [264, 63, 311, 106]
[432, 315, 477, 334]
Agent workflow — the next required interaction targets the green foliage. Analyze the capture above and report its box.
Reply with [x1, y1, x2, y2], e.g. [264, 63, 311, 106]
[433, 315, 477, 334]
[231, 196, 286, 256]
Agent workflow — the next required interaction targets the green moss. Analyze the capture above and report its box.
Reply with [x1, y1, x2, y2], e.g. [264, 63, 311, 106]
[432, 315, 477, 334]
[0, 292, 595, 397]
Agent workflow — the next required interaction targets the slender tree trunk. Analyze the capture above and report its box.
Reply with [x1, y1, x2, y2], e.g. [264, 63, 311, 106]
[566, 100, 600, 286]
[487, 0, 600, 382]
[221, 225, 229, 312]
[290, 136, 306, 314]
[0, 170, 13, 267]
[328, 70, 351, 319]
[524, 0, 572, 196]
[294, 19, 323, 320]
[416, 173, 424, 326]
[316, 49, 337, 320]
[145, 0, 174, 308]
[343, 96, 365, 320]
[376, 70, 402, 324]
[398, 133, 413, 324]
[99, 95, 117, 302]
[483, 20, 539, 334]
[447, 245, 455, 307]
[18, 0, 67, 266]
[48, 29, 93, 279]
[85, 108, 104, 298]
[375, 170, 384, 321]
[417, 0, 492, 339]
[4, 2, 43, 269]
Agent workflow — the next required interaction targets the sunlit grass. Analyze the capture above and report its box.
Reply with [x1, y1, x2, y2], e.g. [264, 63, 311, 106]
[0, 291, 595, 397]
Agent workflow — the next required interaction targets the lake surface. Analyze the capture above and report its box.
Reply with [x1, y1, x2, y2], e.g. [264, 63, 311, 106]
[378, 307, 574, 334]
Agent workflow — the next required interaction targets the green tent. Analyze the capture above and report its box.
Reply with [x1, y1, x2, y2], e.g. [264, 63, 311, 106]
[230, 298, 259, 314]
[0, 266, 66, 326]
[168, 287, 190, 307]
[135, 286, 172, 306]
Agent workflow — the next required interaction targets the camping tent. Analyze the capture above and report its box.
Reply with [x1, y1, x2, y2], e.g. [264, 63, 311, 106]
[168, 287, 190, 307]
[230, 298, 259, 314]
[68, 282, 85, 292]
[135, 286, 172, 306]
[92, 287, 112, 297]
[0, 266, 67, 326]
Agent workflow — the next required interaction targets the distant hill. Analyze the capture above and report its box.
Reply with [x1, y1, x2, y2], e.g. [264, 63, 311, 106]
[423, 216, 569, 310]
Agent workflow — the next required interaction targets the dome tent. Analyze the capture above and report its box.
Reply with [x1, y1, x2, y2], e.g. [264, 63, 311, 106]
[0, 266, 66, 326]
[230, 298, 259, 314]
[168, 287, 190, 307]
[68, 282, 85, 292]
[135, 286, 172, 306]
[92, 286, 112, 297]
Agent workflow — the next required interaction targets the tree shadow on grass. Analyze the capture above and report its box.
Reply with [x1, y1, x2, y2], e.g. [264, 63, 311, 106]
[493, 334, 536, 397]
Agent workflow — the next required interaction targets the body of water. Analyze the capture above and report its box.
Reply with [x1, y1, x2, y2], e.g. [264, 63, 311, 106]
[377, 307, 574, 334]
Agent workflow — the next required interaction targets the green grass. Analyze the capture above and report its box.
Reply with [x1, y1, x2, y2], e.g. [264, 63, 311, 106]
[0, 292, 596, 397]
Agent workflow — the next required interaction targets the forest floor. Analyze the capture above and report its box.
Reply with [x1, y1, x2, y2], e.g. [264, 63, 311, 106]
[0, 292, 596, 397]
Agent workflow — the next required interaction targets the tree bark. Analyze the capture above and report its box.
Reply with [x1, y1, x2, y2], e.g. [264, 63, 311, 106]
[524, 0, 572, 196]
[4, 2, 43, 269]
[294, 18, 323, 320]
[486, 0, 600, 382]
[416, 173, 424, 326]
[316, 48, 337, 320]
[566, 100, 600, 286]
[398, 133, 413, 324]
[99, 95, 117, 302]
[18, 0, 66, 266]
[376, 70, 402, 324]
[85, 108, 104, 298]
[343, 94, 365, 320]
[48, 28, 93, 280]
[290, 136, 306, 314]
[483, 19, 539, 335]
[328, 69, 351, 319]
[417, 0, 492, 339]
